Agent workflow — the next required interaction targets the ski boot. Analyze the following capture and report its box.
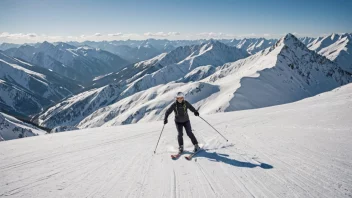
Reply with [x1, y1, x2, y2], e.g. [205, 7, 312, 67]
[179, 145, 184, 153]
[193, 144, 200, 153]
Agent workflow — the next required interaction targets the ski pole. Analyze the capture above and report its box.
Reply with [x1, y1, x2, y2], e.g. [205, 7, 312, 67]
[153, 124, 166, 154]
[199, 116, 229, 142]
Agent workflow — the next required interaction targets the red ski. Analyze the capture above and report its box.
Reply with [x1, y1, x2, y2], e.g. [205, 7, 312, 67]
[171, 152, 183, 159]
[185, 149, 203, 160]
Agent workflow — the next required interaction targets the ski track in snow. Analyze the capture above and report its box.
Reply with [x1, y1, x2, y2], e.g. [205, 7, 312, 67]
[1, 84, 352, 197]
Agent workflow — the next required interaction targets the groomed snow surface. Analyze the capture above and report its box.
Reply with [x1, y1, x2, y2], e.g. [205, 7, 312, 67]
[1, 84, 352, 197]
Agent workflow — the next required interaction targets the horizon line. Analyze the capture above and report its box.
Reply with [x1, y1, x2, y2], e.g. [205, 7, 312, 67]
[1, 32, 351, 45]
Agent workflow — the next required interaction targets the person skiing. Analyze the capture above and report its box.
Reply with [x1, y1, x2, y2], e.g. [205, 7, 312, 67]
[164, 92, 200, 153]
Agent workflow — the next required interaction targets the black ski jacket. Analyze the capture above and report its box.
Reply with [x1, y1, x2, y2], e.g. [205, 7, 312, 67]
[164, 100, 197, 123]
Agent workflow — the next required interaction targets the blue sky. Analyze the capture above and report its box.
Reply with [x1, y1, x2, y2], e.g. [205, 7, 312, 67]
[0, 0, 351, 43]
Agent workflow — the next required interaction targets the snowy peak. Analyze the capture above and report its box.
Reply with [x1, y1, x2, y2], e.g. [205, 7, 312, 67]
[330, 33, 338, 40]
[228, 38, 277, 54]
[317, 34, 352, 73]
[278, 33, 303, 47]
[308, 33, 341, 52]
[201, 39, 229, 50]
[0, 43, 21, 51]
[299, 37, 315, 45]
[38, 41, 56, 51]
[55, 42, 76, 50]
[273, 33, 320, 57]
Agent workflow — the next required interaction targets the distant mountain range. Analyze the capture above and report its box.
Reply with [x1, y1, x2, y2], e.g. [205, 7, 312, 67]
[0, 51, 82, 118]
[3, 42, 130, 83]
[76, 34, 352, 128]
[308, 33, 352, 73]
[37, 40, 249, 128]
[36, 34, 352, 130]
[1, 33, 351, 136]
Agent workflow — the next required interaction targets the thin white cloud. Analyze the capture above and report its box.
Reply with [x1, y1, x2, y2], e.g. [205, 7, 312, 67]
[196, 32, 238, 39]
[0, 31, 313, 44]
[27, 33, 37, 38]
[168, 32, 180, 36]
[108, 33, 122, 37]
[0, 32, 38, 39]
[121, 33, 141, 38]
[48, 35, 64, 40]
[197, 32, 219, 37]
[143, 32, 181, 37]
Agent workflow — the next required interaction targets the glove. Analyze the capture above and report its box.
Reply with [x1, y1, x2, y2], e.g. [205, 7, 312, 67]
[194, 111, 199, 116]
[164, 119, 168, 124]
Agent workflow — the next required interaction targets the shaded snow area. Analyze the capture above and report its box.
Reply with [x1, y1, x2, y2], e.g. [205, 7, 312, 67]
[0, 112, 46, 141]
[1, 84, 351, 197]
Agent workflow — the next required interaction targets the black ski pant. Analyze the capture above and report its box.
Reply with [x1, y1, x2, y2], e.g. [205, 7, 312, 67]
[175, 120, 198, 147]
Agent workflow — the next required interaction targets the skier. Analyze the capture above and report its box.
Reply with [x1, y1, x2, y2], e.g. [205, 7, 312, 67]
[164, 92, 200, 154]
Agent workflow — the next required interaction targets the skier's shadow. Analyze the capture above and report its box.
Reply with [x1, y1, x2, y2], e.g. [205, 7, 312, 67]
[194, 150, 273, 169]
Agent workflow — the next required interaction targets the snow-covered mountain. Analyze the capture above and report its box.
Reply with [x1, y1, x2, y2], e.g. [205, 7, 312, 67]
[1, 83, 351, 197]
[121, 40, 248, 95]
[0, 112, 47, 141]
[88, 42, 234, 89]
[4, 41, 130, 83]
[71, 39, 207, 63]
[204, 34, 351, 112]
[0, 51, 82, 117]
[76, 39, 204, 51]
[0, 43, 21, 51]
[311, 33, 352, 73]
[77, 34, 352, 128]
[38, 34, 352, 130]
[139, 38, 177, 52]
[299, 36, 315, 45]
[226, 38, 277, 54]
[308, 33, 340, 52]
[63, 38, 278, 62]
[72, 41, 163, 63]
[38, 40, 249, 128]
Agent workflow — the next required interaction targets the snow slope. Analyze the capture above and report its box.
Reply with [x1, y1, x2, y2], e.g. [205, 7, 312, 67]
[0, 112, 46, 141]
[1, 83, 351, 197]
[77, 34, 352, 128]
[77, 82, 220, 128]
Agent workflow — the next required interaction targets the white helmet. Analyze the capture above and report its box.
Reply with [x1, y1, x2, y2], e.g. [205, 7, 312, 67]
[176, 92, 185, 98]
